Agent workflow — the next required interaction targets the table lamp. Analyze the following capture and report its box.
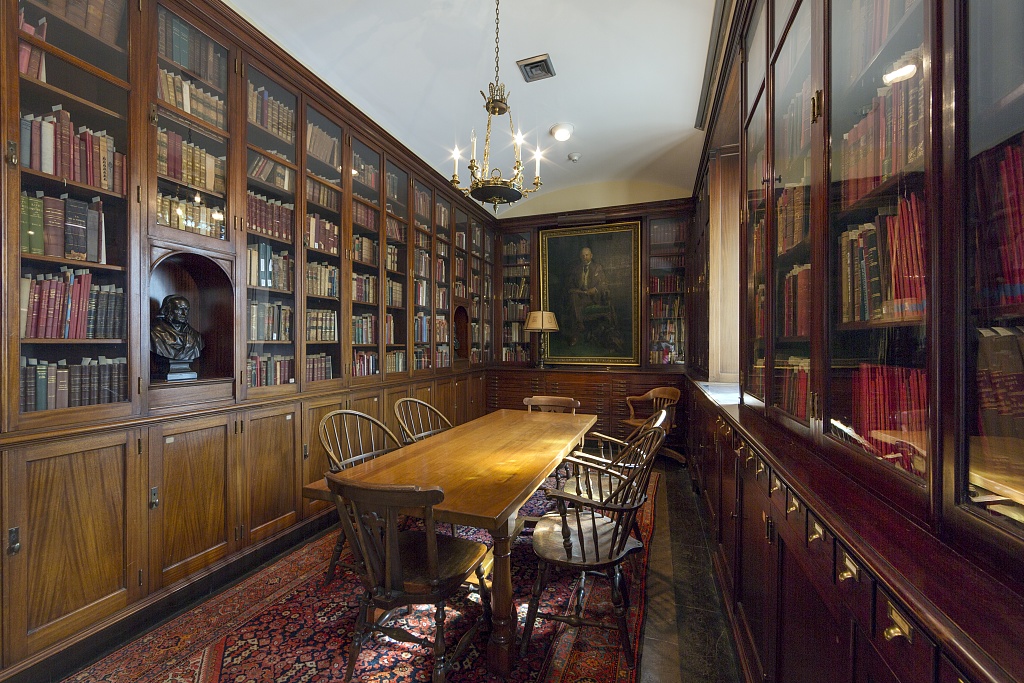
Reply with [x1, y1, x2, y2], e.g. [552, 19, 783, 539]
[523, 310, 558, 369]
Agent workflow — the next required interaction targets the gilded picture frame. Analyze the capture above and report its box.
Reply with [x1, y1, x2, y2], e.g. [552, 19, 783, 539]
[540, 222, 641, 365]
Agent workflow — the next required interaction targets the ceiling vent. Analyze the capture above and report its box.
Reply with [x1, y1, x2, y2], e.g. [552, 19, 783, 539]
[517, 54, 556, 83]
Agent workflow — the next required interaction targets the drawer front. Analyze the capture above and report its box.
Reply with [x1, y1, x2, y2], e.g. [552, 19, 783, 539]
[805, 511, 835, 583]
[835, 542, 873, 630]
[873, 589, 936, 683]
[777, 484, 806, 546]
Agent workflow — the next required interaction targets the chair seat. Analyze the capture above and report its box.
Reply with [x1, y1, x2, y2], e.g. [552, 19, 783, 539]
[398, 531, 489, 595]
[532, 512, 643, 570]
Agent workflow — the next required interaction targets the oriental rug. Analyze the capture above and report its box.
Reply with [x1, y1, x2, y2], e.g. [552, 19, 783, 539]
[62, 474, 658, 683]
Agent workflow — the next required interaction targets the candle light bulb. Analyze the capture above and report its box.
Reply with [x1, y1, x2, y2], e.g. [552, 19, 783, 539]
[453, 146, 460, 177]
[471, 129, 477, 160]
[534, 146, 542, 177]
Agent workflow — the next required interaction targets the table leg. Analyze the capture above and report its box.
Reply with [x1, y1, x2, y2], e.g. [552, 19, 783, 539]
[486, 516, 517, 677]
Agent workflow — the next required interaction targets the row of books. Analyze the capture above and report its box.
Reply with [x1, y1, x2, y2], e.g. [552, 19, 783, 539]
[351, 350, 379, 377]
[20, 270, 124, 339]
[842, 0, 913, 88]
[973, 135, 1024, 306]
[503, 238, 530, 257]
[385, 278, 404, 307]
[352, 153, 378, 191]
[306, 177, 340, 211]
[305, 309, 337, 342]
[413, 279, 431, 308]
[246, 242, 293, 291]
[19, 356, 127, 413]
[306, 122, 339, 168]
[305, 353, 334, 382]
[455, 230, 468, 250]
[413, 348, 433, 369]
[384, 170, 404, 205]
[413, 249, 431, 279]
[42, 0, 125, 45]
[436, 256, 449, 283]
[246, 191, 294, 240]
[650, 274, 683, 293]
[649, 321, 681, 364]
[503, 263, 529, 278]
[353, 200, 379, 232]
[353, 234, 378, 265]
[777, 183, 810, 254]
[18, 11, 47, 81]
[156, 192, 225, 239]
[775, 357, 811, 420]
[247, 300, 293, 342]
[502, 321, 528, 343]
[383, 313, 399, 344]
[503, 278, 529, 298]
[649, 219, 684, 246]
[306, 262, 339, 298]
[351, 313, 378, 345]
[414, 228, 432, 249]
[502, 301, 530, 321]
[247, 81, 294, 143]
[246, 353, 294, 387]
[413, 188, 432, 221]
[434, 345, 451, 368]
[750, 216, 767, 280]
[435, 203, 451, 231]
[838, 47, 925, 209]
[157, 68, 226, 131]
[384, 243, 402, 272]
[651, 253, 684, 271]
[976, 326, 1024, 442]
[385, 350, 407, 373]
[651, 296, 682, 318]
[452, 281, 467, 298]
[19, 191, 107, 262]
[775, 75, 813, 179]
[842, 193, 927, 322]
[156, 128, 225, 193]
[413, 312, 432, 343]
[781, 263, 811, 338]
[454, 255, 467, 278]
[247, 154, 294, 192]
[435, 285, 449, 311]
[385, 218, 406, 245]
[850, 362, 928, 476]
[20, 109, 125, 195]
[502, 346, 531, 362]
[157, 7, 226, 88]
[305, 213, 339, 254]
[352, 273, 378, 304]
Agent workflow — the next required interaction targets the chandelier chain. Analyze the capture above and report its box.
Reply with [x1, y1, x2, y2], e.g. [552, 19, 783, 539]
[493, 0, 500, 85]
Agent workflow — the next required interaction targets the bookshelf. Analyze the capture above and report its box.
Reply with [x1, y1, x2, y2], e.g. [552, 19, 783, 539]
[303, 105, 342, 384]
[745, 95, 768, 401]
[412, 180, 434, 371]
[15, 0, 131, 424]
[384, 160, 409, 376]
[434, 194, 452, 369]
[245, 66, 297, 392]
[648, 216, 685, 366]
[483, 228, 494, 363]
[500, 231, 531, 363]
[469, 218, 483, 363]
[453, 207, 469, 361]
[350, 136, 382, 379]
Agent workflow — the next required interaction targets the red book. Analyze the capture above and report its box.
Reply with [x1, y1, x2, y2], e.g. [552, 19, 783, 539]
[30, 117, 42, 170]
[27, 277, 42, 338]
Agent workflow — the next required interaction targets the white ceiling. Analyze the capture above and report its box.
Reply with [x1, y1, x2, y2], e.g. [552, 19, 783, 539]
[221, 0, 717, 218]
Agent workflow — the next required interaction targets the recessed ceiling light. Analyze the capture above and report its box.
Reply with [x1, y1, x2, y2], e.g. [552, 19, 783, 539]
[550, 123, 573, 142]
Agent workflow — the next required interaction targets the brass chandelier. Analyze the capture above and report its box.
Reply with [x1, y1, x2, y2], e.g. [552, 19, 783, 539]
[450, 0, 541, 211]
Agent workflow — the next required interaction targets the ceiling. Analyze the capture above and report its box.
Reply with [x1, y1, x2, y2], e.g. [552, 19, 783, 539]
[221, 0, 718, 218]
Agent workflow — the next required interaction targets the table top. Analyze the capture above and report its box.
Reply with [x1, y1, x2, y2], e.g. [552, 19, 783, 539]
[310, 409, 596, 530]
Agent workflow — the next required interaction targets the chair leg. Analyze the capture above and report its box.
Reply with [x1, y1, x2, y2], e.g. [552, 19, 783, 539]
[519, 559, 549, 657]
[432, 601, 447, 683]
[475, 562, 492, 631]
[323, 530, 346, 586]
[608, 566, 635, 669]
[345, 597, 371, 682]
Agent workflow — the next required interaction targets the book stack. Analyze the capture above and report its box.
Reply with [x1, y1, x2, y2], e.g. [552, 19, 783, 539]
[435, 202, 451, 231]
[20, 109, 126, 194]
[306, 213, 339, 254]
[975, 327, 1024, 442]
[17, 11, 47, 81]
[306, 122, 339, 171]
[306, 261, 339, 298]
[20, 192, 108, 262]
[156, 128, 225, 192]
[305, 309, 337, 342]
[413, 188, 431, 224]
[434, 344, 451, 368]
[351, 273, 378, 304]
[306, 178, 340, 211]
[246, 353, 294, 387]
[305, 353, 333, 382]
[20, 271, 125, 340]
[246, 191, 294, 239]
[246, 81, 295, 143]
[246, 300, 293, 342]
[851, 361, 928, 475]
[352, 351, 379, 377]
[351, 313, 378, 345]
[352, 234, 378, 265]
[435, 285, 449, 310]
[650, 274, 682, 293]
[156, 69, 226, 130]
[156, 192, 225, 238]
[246, 242, 293, 290]
[385, 216, 405, 243]
[247, 154, 294, 192]
[502, 346, 530, 363]
[413, 347, 431, 370]
[435, 315, 450, 343]
[19, 355, 127, 412]
[385, 278, 403, 307]
[413, 312, 431, 343]
[157, 7, 226, 88]
[781, 263, 811, 338]
[413, 279, 429, 308]
[972, 134, 1024, 306]
[386, 350, 407, 373]
[776, 183, 810, 254]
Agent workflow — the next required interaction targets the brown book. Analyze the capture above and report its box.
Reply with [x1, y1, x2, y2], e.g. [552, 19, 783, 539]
[55, 366, 70, 409]
[41, 195, 65, 257]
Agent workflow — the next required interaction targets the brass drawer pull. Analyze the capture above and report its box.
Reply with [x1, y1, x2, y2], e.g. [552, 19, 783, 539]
[808, 520, 824, 543]
[770, 478, 781, 494]
[838, 551, 860, 583]
[883, 602, 914, 644]
[787, 497, 801, 515]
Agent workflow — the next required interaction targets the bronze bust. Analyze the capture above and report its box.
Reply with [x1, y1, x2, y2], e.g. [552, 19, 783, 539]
[151, 294, 204, 380]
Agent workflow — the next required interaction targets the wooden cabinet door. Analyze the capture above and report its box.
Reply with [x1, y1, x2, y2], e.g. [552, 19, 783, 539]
[348, 388, 382, 420]
[434, 377, 456, 422]
[718, 438, 741, 604]
[149, 413, 239, 589]
[468, 372, 486, 420]
[3, 430, 146, 661]
[453, 376, 470, 425]
[736, 453, 774, 683]
[243, 403, 300, 544]
[301, 397, 345, 517]
[854, 625, 901, 683]
[383, 384, 413, 440]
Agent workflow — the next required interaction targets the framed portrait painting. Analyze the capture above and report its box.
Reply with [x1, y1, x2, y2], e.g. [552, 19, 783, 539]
[540, 222, 641, 365]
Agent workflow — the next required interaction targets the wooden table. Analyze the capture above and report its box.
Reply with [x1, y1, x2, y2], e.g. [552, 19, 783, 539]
[303, 408, 596, 677]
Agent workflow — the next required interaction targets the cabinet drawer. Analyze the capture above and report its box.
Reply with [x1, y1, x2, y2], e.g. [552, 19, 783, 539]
[805, 511, 835, 581]
[873, 589, 936, 683]
[753, 455, 771, 494]
[835, 543, 872, 629]
[777, 484, 806, 545]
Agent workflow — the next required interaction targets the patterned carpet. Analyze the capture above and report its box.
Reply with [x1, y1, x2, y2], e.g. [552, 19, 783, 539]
[63, 475, 658, 683]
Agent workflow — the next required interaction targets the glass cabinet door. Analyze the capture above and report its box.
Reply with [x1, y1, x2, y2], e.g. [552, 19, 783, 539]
[412, 180, 433, 371]
[770, 0, 813, 421]
[826, 0, 929, 479]
[383, 161, 409, 376]
[434, 198, 452, 370]
[350, 136, 381, 378]
[745, 97, 768, 402]
[962, 0, 1024, 531]
[501, 231, 531, 363]
[303, 105, 342, 384]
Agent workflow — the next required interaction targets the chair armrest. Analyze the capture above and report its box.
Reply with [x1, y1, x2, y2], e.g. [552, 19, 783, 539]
[624, 395, 645, 420]
[569, 450, 614, 466]
[543, 484, 645, 514]
[562, 455, 630, 484]
[586, 431, 628, 447]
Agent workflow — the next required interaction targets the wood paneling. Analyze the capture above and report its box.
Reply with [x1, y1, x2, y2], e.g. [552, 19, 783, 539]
[244, 404, 300, 544]
[300, 397, 346, 517]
